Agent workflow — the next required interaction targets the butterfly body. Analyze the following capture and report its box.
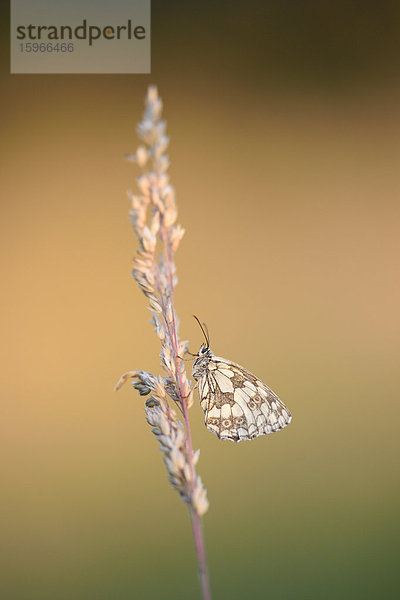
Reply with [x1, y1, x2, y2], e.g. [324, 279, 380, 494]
[192, 343, 292, 442]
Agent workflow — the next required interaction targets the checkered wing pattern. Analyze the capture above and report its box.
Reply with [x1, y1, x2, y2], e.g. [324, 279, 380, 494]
[198, 357, 291, 442]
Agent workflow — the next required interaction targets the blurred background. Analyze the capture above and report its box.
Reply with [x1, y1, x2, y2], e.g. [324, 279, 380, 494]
[1, 1, 399, 598]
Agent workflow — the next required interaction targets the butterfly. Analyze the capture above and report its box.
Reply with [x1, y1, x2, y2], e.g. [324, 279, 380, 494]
[190, 316, 292, 442]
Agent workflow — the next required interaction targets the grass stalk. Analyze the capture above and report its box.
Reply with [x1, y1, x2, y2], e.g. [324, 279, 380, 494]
[116, 86, 212, 599]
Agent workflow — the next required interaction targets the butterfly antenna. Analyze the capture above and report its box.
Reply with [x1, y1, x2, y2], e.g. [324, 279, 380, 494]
[193, 314, 210, 347]
[202, 321, 210, 348]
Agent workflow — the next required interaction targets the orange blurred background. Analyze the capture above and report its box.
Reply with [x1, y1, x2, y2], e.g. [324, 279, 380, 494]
[1, 2, 400, 599]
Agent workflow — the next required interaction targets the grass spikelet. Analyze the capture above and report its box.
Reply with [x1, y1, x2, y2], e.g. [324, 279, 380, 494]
[116, 86, 211, 599]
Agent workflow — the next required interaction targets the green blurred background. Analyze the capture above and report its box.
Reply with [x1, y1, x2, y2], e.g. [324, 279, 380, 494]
[1, 2, 400, 598]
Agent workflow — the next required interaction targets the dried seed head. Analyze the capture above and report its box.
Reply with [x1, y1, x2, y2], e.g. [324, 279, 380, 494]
[145, 397, 160, 408]
[192, 477, 210, 517]
[136, 146, 148, 167]
[119, 86, 209, 518]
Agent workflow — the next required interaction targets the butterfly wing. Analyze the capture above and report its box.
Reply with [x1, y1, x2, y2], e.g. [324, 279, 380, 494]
[199, 357, 292, 442]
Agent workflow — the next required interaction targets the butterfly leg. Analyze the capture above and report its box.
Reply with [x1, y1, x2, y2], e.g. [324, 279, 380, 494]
[176, 380, 199, 412]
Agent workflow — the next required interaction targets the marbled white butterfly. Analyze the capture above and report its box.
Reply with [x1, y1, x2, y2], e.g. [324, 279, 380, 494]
[191, 317, 292, 442]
